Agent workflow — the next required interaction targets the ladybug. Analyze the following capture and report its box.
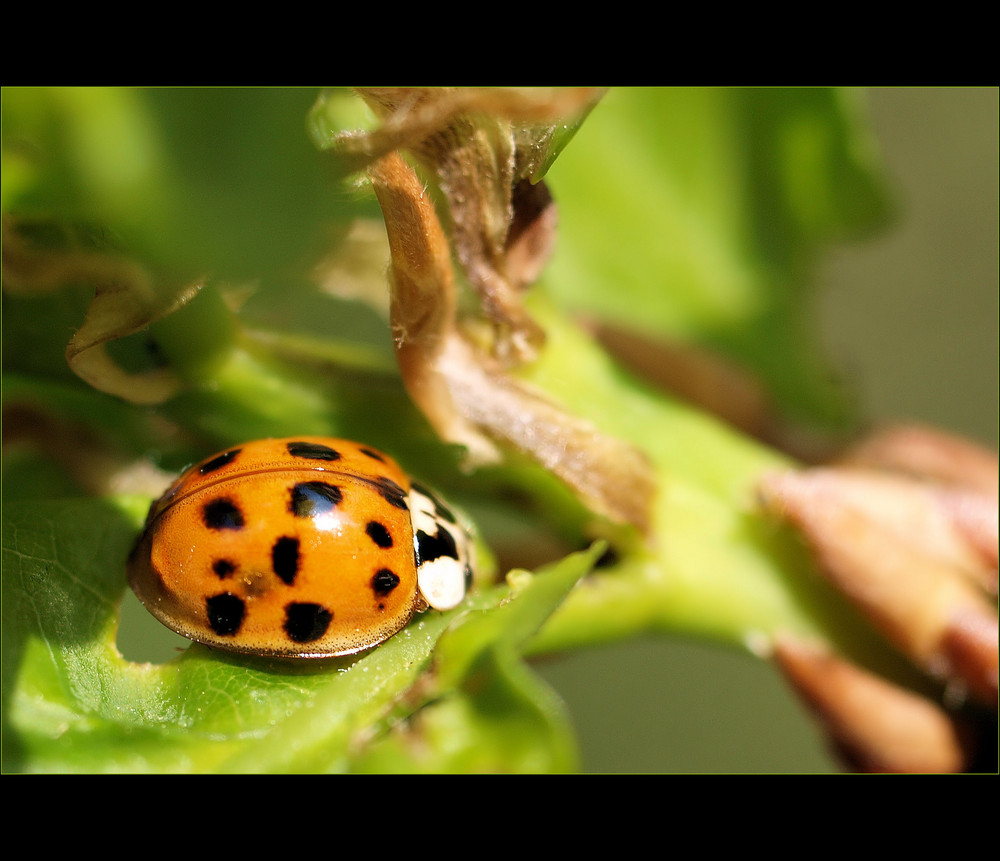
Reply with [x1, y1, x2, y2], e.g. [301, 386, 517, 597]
[127, 437, 474, 658]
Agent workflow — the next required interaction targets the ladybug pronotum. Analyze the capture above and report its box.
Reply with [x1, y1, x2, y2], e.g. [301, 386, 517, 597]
[127, 437, 474, 658]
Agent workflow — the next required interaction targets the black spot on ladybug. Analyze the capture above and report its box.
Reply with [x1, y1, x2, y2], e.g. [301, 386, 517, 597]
[212, 558, 237, 579]
[287, 441, 342, 461]
[206, 593, 245, 636]
[272, 536, 300, 584]
[372, 476, 408, 510]
[366, 521, 393, 549]
[290, 481, 343, 517]
[284, 602, 333, 643]
[203, 497, 245, 530]
[415, 527, 459, 565]
[359, 447, 386, 462]
[200, 448, 241, 475]
[371, 568, 400, 597]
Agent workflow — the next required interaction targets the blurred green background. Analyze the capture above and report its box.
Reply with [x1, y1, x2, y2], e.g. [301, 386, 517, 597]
[534, 86, 998, 773]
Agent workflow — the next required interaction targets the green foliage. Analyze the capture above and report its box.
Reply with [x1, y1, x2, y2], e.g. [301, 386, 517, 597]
[2, 87, 348, 284]
[545, 87, 891, 427]
[2, 87, 895, 772]
[1, 495, 596, 772]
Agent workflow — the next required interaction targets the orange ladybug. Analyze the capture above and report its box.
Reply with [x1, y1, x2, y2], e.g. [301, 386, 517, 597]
[128, 437, 474, 658]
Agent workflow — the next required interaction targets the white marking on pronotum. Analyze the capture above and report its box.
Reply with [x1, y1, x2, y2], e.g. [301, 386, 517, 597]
[409, 485, 470, 611]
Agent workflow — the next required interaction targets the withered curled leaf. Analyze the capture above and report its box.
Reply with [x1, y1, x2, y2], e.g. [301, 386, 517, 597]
[332, 87, 605, 185]
[332, 87, 605, 367]
[369, 149, 654, 531]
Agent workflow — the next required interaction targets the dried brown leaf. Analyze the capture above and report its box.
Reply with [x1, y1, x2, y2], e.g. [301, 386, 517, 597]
[336, 87, 604, 175]
[369, 150, 654, 531]
[505, 178, 559, 293]
[339, 87, 604, 367]
[433, 334, 656, 531]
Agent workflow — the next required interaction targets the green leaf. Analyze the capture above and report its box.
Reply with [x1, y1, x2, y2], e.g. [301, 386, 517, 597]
[544, 86, 893, 428]
[351, 547, 602, 773]
[2, 87, 362, 283]
[1, 500, 594, 773]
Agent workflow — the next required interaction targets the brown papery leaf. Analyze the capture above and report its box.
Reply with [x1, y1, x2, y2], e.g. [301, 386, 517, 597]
[336, 88, 605, 181]
[340, 87, 604, 367]
[369, 150, 654, 531]
[774, 636, 973, 773]
[759, 467, 998, 702]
